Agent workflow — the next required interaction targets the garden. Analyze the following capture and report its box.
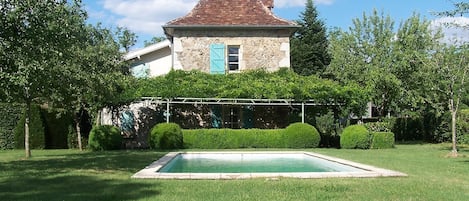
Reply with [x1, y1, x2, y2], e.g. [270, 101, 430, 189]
[0, 143, 468, 201]
[1, 1, 469, 200]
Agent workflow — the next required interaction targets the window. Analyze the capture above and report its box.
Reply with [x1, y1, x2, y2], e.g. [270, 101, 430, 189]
[222, 106, 241, 128]
[227, 46, 240, 71]
[210, 44, 241, 74]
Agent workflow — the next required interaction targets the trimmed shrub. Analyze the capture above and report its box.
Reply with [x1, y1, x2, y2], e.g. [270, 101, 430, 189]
[14, 104, 45, 149]
[183, 129, 285, 149]
[364, 121, 392, 132]
[371, 132, 395, 149]
[0, 103, 23, 150]
[340, 124, 371, 149]
[88, 125, 122, 151]
[284, 123, 321, 148]
[149, 123, 183, 149]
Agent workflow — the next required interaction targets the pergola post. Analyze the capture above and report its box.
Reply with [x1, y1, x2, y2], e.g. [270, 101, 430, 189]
[301, 102, 305, 123]
[166, 99, 170, 123]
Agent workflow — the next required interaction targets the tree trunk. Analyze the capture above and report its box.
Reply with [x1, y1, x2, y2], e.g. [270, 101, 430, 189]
[96, 110, 101, 126]
[24, 101, 31, 158]
[75, 117, 83, 151]
[450, 107, 458, 157]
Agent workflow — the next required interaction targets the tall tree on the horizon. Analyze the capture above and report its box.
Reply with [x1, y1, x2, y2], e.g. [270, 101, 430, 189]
[144, 36, 166, 47]
[290, 0, 331, 76]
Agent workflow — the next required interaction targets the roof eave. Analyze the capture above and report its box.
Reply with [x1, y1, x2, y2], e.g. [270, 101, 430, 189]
[163, 24, 300, 37]
[124, 40, 171, 61]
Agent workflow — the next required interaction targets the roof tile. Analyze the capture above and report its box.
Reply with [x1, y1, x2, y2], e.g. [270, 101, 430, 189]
[166, 0, 295, 26]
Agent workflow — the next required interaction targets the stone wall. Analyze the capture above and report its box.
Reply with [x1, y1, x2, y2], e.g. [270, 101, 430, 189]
[172, 29, 291, 72]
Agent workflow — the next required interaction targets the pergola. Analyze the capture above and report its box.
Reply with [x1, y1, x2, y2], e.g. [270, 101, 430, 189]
[141, 97, 342, 124]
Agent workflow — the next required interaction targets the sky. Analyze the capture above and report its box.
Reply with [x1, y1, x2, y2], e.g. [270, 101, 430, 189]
[81, 0, 469, 49]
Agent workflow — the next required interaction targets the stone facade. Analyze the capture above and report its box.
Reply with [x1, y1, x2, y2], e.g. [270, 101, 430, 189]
[172, 29, 291, 73]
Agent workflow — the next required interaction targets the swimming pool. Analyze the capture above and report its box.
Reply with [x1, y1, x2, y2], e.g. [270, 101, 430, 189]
[132, 151, 407, 179]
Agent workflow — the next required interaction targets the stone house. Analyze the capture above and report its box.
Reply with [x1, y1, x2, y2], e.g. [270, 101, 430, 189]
[163, 0, 298, 74]
[114, 0, 299, 148]
[125, 0, 298, 77]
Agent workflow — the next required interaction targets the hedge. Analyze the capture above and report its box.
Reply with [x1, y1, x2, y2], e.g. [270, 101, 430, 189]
[340, 125, 371, 149]
[370, 132, 395, 149]
[284, 123, 320, 148]
[459, 134, 469, 145]
[88, 125, 122, 151]
[183, 129, 285, 149]
[0, 103, 23, 150]
[41, 109, 73, 149]
[14, 104, 45, 149]
[149, 123, 183, 149]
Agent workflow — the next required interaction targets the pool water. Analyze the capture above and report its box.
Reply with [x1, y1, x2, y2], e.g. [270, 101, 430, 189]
[158, 153, 367, 173]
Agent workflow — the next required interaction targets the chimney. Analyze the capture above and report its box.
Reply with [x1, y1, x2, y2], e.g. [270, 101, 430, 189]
[262, 0, 274, 10]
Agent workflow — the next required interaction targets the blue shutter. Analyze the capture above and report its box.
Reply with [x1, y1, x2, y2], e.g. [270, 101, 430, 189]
[210, 44, 225, 74]
[211, 105, 222, 128]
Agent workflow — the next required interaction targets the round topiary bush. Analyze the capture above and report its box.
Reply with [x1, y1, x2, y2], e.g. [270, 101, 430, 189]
[340, 124, 371, 149]
[88, 125, 122, 151]
[150, 123, 183, 149]
[284, 123, 321, 148]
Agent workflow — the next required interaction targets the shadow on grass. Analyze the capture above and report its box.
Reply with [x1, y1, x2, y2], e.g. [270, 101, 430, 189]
[0, 175, 159, 201]
[0, 151, 165, 201]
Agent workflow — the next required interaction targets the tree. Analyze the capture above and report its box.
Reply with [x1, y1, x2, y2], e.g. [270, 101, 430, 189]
[144, 36, 166, 47]
[327, 10, 399, 117]
[429, 1, 469, 157]
[0, 0, 87, 157]
[47, 23, 131, 151]
[423, 45, 468, 157]
[290, 0, 331, 76]
[434, 1, 469, 17]
[327, 11, 440, 117]
[117, 27, 137, 52]
[393, 13, 443, 116]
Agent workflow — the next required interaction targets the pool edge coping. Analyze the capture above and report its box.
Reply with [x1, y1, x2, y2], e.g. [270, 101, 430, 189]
[131, 151, 407, 179]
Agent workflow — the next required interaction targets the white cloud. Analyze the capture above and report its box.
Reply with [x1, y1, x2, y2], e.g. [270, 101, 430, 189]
[275, 0, 334, 8]
[431, 17, 469, 44]
[100, 0, 198, 35]
[93, 0, 331, 47]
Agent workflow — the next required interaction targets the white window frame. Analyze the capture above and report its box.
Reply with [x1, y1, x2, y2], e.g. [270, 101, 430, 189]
[227, 45, 241, 72]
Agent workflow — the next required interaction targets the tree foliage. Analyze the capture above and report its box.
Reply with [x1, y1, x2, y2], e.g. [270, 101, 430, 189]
[434, 1, 469, 17]
[327, 10, 441, 117]
[51, 23, 130, 150]
[0, 0, 131, 154]
[125, 69, 369, 115]
[290, 0, 331, 76]
[144, 36, 166, 47]
[116, 26, 137, 52]
[0, 0, 87, 157]
[423, 44, 469, 156]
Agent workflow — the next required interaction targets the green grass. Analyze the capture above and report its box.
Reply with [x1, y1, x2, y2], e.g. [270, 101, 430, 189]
[1, 144, 468, 201]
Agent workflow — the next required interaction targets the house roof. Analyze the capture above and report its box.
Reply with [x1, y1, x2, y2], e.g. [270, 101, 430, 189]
[124, 40, 171, 61]
[164, 0, 296, 27]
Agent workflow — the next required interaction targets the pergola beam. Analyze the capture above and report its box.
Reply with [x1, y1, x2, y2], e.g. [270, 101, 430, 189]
[140, 97, 343, 124]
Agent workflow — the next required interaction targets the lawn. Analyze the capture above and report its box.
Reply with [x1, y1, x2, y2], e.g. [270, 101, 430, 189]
[0, 144, 468, 201]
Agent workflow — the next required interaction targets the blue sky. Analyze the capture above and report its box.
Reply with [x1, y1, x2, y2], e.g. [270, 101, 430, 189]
[82, 0, 468, 49]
